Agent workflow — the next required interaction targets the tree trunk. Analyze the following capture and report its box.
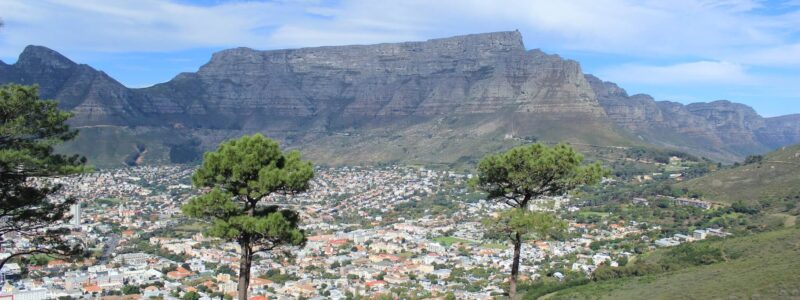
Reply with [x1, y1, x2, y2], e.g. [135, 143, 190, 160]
[237, 242, 252, 300]
[510, 231, 522, 299]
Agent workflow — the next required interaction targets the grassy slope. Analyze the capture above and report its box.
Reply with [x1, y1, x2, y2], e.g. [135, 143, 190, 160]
[59, 113, 641, 170]
[57, 126, 173, 168]
[676, 144, 800, 205]
[548, 227, 800, 300]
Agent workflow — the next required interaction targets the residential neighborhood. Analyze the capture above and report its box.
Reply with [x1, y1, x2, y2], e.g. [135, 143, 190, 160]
[1, 165, 729, 299]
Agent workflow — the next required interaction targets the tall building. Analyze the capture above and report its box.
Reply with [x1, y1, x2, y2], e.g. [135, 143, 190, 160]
[70, 204, 81, 227]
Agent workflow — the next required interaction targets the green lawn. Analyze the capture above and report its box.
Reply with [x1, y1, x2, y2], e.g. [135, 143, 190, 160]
[433, 236, 475, 246]
[578, 211, 610, 218]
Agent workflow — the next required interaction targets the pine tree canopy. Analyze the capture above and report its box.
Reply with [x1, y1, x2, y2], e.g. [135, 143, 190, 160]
[476, 143, 606, 208]
[0, 84, 88, 270]
[182, 133, 311, 249]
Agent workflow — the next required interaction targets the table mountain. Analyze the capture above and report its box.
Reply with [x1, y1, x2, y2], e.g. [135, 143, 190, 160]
[1, 32, 798, 166]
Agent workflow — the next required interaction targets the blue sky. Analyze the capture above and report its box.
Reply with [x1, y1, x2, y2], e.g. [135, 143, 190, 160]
[1, 0, 799, 117]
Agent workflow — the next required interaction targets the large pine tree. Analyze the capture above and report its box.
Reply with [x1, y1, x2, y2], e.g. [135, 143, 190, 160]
[0, 84, 87, 270]
[182, 134, 312, 300]
[475, 143, 605, 299]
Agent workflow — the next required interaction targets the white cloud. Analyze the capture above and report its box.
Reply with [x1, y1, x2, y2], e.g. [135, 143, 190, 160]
[0, 0, 798, 83]
[0, 0, 299, 55]
[735, 43, 800, 67]
[598, 61, 754, 85]
[0, 0, 797, 59]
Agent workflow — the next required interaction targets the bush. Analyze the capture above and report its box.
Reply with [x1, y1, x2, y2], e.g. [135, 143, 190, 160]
[664, 243, 726, 266]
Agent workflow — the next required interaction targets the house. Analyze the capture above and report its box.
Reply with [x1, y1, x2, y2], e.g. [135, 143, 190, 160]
[0, 263, 21, 276]
[383, 273, 409, 285]
[0, 283, 48, 300]
[166, 267, 193, 280]
[47, 260, 68, 269]
[365, 280, 386, 290]
[706, 228, 731, 237]
[431, 269, 452, 279]
[142, 285, 162, 298]
[592, 253, 611, 266]
[100, 295, 141, 300]
[553, 272, 565, 281]
[249, 277, 274, 291]
[655, 238, 680, 247]
[83, 283, 103, 294]
[693, 229, 708, 240]
[216, 273, 231, 282]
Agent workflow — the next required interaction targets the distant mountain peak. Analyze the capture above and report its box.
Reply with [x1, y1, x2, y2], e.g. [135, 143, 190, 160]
[17, 45, 76, 69]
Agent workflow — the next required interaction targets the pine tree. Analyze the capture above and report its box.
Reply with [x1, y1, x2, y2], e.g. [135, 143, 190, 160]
[0, 84, 87, 270]
[475, 143, 605, 299]
[182, 134, 312, 300]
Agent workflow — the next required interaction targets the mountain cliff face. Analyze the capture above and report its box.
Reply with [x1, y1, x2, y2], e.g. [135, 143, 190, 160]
[135, 31, 605, 131]
[0, 45, 143, 126]
[0, 32, 798, 166]
[586, 74, 799, 160]
[760, 114, 800, 148]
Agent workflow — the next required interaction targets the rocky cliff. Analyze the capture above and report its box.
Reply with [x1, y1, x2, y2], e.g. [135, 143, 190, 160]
[760, 114, 800, 148]
[134, 31, 605, 131]
[0, 46, 144, 126]
[1, 32, 798, 166]
[586, 74, 799, 160]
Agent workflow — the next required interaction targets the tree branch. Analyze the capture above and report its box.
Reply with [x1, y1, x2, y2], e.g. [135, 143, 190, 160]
[0, 248, 64, 271]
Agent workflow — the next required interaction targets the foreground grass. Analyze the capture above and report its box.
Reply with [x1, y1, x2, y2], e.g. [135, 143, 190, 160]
[546, 227, 800, 299]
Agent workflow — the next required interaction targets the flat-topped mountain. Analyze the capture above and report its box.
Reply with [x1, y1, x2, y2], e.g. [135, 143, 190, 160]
[1, 32, 798, 166]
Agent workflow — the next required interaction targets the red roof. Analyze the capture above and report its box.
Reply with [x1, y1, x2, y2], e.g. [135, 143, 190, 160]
[365, 280, 387, 288]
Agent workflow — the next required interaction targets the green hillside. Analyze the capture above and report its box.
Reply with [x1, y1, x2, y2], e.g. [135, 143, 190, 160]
[59, 114, 641, 170]
[676, 144, 800, 206]
[542, 226, 800, 299]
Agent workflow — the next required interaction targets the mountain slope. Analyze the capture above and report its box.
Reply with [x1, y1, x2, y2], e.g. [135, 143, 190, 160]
[545, 227, 800, 300]
[586, 75, 796, 161]
[0, 45, 146, 126]
[1, 32, 799, 167]
[676, 144, 800, 205]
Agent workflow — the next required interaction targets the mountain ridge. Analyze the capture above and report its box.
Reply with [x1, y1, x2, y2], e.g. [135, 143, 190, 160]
[1, 31, 798, 166]
[585, 74, 799, 160]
